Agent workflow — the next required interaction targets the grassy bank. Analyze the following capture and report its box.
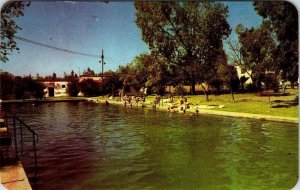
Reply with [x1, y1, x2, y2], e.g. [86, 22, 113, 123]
[92, 89, 298, 118]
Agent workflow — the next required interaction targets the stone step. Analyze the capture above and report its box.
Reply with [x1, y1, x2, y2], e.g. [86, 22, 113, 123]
[0, 119, 8, 142]
[0, 161, 32, 190]
[0, 131, 11, 147]
[0, 138, 11, 147]
[0, 128, 7, 133]
[0, 119, 4, 128]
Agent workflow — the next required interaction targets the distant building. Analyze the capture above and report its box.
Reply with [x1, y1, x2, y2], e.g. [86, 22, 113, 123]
[79, 75, 107, 83]
[234, 65, 253, 84]
[39, 79, 69, 97]
[39, 75, 109, 97]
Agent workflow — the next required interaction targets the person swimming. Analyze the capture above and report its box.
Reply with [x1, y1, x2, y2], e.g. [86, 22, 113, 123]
[195, 107, 199, 114]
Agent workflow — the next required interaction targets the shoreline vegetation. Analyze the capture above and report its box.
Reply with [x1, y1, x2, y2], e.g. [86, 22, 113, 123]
[89, 90, 298, 124]
[2, 89, 298, 124]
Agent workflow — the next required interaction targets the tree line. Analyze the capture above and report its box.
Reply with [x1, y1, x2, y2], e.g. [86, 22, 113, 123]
[1, 1, 298, 101]
[228, 1, 298, 92]
[133, 1, 298, 97]
[0, 72, 45, 100]
[0, 69, 122, 99]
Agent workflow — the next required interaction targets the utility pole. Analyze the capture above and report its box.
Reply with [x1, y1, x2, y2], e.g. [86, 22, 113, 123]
[100, 50, 106, 93]
[100, 49, 105, 80]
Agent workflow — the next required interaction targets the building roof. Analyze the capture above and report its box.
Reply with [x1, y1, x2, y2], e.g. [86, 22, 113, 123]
[79, 74, 109, 78]
[35, 79, 69, 82]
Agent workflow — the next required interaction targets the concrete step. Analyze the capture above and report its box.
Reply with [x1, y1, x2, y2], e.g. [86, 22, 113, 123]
[0, 138, 11, 146]
[0, 119, 4, 128]
[0, 128, 7, 133]
[0, 161, 32, 190]
[0, 131, 11, 147]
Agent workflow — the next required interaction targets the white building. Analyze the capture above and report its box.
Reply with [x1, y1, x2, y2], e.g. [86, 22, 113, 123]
[42, 80, 69, 97]
[40, 75, 108, 97]
[234, 65, 253, 84]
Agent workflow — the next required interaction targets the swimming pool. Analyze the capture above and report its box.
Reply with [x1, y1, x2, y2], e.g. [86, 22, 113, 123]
[5, 101, 298, 190]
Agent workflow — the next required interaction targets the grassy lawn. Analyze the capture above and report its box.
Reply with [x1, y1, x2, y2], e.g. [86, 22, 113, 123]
[24, 89, 294, 118]
[104, 88, 298, 118]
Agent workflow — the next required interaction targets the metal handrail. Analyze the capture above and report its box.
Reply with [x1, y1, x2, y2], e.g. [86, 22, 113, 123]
[4, 109, 39, 140]
[2, 108, 39, 165]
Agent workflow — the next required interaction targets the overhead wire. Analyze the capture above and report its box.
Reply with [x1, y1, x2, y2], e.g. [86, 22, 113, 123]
[15, 36, 121, 71]
[15, 36, 99, 58]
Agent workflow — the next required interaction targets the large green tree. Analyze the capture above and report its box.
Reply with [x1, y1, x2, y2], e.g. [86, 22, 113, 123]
[102, 70, 122, 95]
[117, 58, 147, 92]
[236, 21, 277, 91]
[117, 64, 136, 92]
[118, 53, 170, 95]
[216, 51, 239, 102]
[253, 1, 298, 88]
[142, 54, 170, 95]
[135, 2, 231, 97]
[1, 1, 30, 62]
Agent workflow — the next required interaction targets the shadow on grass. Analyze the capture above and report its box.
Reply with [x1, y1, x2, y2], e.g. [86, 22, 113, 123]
[260, 92, 291, 97]
[271, 96, 298, 108]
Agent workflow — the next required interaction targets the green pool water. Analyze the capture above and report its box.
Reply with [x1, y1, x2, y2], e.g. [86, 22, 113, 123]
[6, 102, 298, 190]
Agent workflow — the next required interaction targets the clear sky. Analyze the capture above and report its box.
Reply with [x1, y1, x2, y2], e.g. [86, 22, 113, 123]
[1, 1, 263, 77]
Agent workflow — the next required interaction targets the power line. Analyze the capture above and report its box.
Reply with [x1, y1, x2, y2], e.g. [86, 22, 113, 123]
[15, 36, 99, 58]
[15, 36, 119, 70]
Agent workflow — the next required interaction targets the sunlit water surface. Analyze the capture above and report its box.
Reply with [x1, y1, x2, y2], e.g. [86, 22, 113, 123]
[6, 102, 298, 190]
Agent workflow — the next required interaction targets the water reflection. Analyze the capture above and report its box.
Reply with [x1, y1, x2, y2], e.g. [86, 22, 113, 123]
[5, 102, 298, 190]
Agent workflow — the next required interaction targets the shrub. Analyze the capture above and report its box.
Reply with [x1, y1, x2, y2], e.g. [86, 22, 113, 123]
[245, 83, 256, 92]
[208, 79, 223, 95]
[67, 79, 80, 97]
[29, 81, 46, 100]
[263, 74, 279, 92]
[174, 85, 186, 95]
[80, 79, 101, 97]
[151, 84, 165, 95]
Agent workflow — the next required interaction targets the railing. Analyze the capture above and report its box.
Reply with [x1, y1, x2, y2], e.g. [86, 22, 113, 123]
[1, 109, 39, 168]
